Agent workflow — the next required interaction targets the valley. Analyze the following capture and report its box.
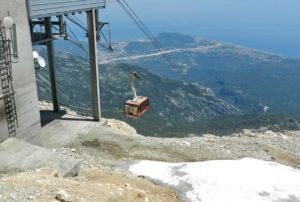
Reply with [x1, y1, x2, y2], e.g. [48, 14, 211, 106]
[99, 33, 300, 117]
[35, 33, 300, 136]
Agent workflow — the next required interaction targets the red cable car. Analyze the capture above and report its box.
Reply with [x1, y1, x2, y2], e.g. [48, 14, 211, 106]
[124, 96, 149, 117]
[124, 71, 149, 118]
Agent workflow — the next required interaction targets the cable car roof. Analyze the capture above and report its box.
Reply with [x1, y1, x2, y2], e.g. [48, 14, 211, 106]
[26, 0, 106, 19]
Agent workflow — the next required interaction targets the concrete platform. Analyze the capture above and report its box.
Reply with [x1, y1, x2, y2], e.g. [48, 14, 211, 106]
[30, 110, 106, 148]
[0, 138, 80, 177]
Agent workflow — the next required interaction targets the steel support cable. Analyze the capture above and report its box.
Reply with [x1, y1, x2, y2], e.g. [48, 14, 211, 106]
[64, 8, 164, 67]
[120, 0, 164, 51]
[118, 0, 181, 70]
[63, 11, 146, 64]
[118, 1, 153, 42]
[66, 23, 79, 41]
[63, 14, 119, 59]
[118, 2, 168, 63]
[97, 42, 140, 63]
[100, 31, 110, 47]
[98, 42, 110, 52]
[120, 0, 158, 45]
[38, 25, 85, 54]
[73, 15, 87, 30]
[66, 15, 88, 32]
[51, 25, 59, 32]
[68, 15, 88, 31]
[70, 14, 112, 49]
[66, 15, 111, 54]
[118, 1, 180, 69]
[65, 23, 87, 53]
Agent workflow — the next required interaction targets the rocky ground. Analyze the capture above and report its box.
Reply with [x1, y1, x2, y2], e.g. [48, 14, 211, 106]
[66, 124, 300, 170]
[0, 168, 177, 202]
[0, 119, 299, 202]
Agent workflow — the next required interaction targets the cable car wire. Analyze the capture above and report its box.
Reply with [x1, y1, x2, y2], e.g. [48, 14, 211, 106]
[66, 15, 88, 32]
[117, 0, 181, 70]
[65, 14, 138, 63]
[72, 15, 87, 30]
[100, 30, 111, 49]
[65, 22, 87, 54]
[63, 11, 155, 65]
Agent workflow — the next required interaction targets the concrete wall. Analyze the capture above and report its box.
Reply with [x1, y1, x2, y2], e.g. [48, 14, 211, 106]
[0, 0, 41, 142]
[0, 99, 7, 141]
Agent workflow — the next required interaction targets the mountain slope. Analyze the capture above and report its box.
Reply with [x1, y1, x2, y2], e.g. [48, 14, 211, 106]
[100, 33, 300, 117]
[35, 33, 300, 136]
[35, 49, 238, 136]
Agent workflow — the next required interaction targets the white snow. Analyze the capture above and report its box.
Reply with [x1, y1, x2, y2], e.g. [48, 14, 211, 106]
[128, 158, 300, 202]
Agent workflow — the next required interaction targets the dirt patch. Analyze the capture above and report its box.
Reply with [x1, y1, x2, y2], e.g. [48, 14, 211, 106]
[0, 168, 178, 202]
[81, 139, 127, 159]
[128, 144, 199, 162]
[74, 127, 300, 170]
[81, 138, 199, 162]
[265, 146, 300, 168]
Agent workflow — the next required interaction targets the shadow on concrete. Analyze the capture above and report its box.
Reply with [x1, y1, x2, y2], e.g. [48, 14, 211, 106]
[40, 110, 67, 127]
[40, 110, 93, 127]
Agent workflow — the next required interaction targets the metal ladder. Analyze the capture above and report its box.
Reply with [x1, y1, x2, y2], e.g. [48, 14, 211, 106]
[0, 27, 18, 136]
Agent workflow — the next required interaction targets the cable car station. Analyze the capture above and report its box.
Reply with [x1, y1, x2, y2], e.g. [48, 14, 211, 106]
[0, 0, 107, 142]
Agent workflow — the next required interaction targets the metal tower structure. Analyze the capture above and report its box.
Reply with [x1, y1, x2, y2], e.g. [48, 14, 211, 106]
[27, 0, 106, 122]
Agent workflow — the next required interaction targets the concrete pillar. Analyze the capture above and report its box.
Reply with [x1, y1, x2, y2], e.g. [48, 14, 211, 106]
[87, 9, 101, 121]
[45, 17, 59, 112]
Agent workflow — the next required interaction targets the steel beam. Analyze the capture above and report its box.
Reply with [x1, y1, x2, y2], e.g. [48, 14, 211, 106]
[45, 17, 59, 112]
[87, 9, 101, 121]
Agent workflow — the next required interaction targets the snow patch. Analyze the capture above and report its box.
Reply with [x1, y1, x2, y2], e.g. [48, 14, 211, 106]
[128, 158, 300, 202]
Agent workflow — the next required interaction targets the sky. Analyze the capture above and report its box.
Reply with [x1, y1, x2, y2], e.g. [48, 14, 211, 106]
[98, 0, 300, 57]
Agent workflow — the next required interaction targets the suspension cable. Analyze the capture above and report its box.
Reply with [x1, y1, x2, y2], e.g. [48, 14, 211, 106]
[64, 11, 158, 65]
[118, 0, 181, 70]
[65, 22, 87, 54]
[66, 15, 88, 32]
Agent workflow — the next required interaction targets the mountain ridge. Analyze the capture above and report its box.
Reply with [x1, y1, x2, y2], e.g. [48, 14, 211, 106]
[35, 48, 240, 136]
[95, 32, 300, 118]
[35, 32, 300, 136]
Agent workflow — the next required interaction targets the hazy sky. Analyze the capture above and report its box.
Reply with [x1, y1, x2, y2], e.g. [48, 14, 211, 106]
[100, 0, 300, 57]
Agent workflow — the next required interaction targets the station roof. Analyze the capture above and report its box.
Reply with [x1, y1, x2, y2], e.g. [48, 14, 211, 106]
[27, 0, 106, 19]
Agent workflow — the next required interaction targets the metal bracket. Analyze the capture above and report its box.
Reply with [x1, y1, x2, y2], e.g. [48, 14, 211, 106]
[30, 16, 67, 45]
[97, 21, 113, 51]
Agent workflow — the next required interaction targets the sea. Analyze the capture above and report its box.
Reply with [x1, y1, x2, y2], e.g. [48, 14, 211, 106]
[71, 0, 300, 58]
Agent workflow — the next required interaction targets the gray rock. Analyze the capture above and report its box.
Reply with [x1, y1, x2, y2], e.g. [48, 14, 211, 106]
[241, 129, 257, 137]
[55, 190, 72, 202]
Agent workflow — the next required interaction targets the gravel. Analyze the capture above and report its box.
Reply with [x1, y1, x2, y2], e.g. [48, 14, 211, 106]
[62, 126, 300, 170]
[0, 121, 299, 202]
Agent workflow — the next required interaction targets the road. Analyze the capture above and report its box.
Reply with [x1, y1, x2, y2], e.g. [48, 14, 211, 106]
[99, 44, 222, 64]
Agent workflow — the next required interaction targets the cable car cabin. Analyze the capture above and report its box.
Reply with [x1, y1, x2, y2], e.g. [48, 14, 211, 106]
[124, 96, 149, 118]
